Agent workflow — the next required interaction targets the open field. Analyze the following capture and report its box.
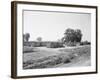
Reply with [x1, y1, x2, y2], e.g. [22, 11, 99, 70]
[23, 45, 91, 69]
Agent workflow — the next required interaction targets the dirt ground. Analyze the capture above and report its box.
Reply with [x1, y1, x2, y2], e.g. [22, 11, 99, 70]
[23, 45, 91, 69]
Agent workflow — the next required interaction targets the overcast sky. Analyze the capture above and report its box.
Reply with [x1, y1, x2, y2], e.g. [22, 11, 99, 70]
[23, 10, 91, 42]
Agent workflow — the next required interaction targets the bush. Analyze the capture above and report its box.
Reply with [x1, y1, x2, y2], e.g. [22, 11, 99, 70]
[64, 42, 76, 46]
[46, 42, 64, 48]
[80, 41, 91, 45]
[63, 58, 71, 63]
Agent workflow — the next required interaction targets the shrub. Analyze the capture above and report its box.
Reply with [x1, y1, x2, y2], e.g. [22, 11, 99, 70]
[80, 41, 91, 45]
[63, 58, 71, 63]
[46, 42, 64, 48]
[64, 42, 76, 46]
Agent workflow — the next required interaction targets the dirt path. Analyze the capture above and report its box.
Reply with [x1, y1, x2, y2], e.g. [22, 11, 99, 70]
[53, 53, 91, 68]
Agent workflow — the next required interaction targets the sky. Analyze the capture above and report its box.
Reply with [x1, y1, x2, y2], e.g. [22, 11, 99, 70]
[23, 10, 91, 42]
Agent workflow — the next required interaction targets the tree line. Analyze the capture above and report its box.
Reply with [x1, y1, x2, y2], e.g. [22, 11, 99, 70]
[23, 28, 90, 47]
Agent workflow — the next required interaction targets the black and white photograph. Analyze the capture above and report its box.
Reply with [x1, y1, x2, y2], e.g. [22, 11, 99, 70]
[23, 10, 91, 69]
[11, 1, 97, 78]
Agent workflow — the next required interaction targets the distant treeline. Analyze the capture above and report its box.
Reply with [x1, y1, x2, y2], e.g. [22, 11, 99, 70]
[24, 41, 64, 48]
[24, 41, 90, 48]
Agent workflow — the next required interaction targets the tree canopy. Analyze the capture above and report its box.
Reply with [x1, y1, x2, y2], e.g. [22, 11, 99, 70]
[62, 28, 82, 44]
[23, 33, 30, 42]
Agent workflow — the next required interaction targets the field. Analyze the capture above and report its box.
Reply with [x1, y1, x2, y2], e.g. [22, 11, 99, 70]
[23, 45, 91, 69]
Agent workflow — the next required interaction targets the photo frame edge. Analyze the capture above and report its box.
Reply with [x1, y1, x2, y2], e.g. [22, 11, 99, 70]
[11, 1, 98, 79]
[11, 1, 17, 78]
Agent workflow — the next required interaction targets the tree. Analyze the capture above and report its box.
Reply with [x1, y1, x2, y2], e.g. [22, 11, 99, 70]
[62, 28, 82, 46]
[23, 33, 30, 42]
[37, 37, 42, 42]
[74, 29, 82, 42]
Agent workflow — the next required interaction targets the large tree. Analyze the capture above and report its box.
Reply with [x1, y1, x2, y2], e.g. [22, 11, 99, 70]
[62, 28, 82, 45]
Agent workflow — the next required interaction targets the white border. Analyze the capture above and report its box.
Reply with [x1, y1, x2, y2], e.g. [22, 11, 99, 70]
[17, 4, 96, 76]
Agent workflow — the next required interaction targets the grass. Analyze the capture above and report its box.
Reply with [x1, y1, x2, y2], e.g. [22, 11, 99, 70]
[23, 45, 91, 69]
[23, 46, 34, 53]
